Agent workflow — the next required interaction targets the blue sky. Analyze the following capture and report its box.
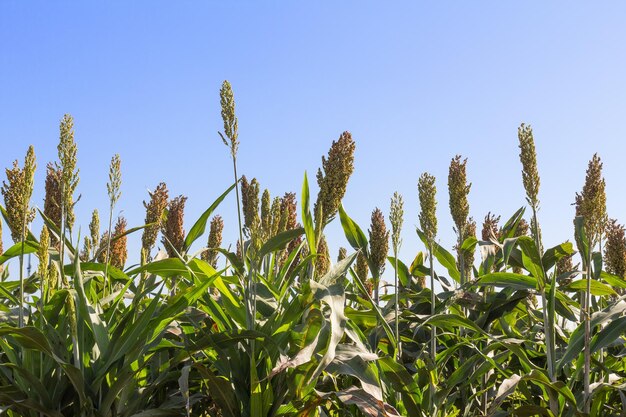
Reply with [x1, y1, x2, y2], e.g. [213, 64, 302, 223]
[2, 2, 626, 282]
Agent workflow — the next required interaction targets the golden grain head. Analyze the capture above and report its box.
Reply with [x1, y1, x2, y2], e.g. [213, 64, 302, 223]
[481, 212, 501, 242]
[337, 247, 347, 262]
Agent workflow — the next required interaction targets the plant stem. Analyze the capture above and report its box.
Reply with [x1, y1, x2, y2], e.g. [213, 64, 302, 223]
[429, 248, 436, 412]
[394, 247, 400, 361]
[104, 204, 113, 297]
[584, 249, 592, 413]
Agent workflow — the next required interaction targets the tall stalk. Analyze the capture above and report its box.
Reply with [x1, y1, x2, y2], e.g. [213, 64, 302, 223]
[418, 172, 437, 411]
[390, 192, 404, 361]
[104, 154, 121, 296]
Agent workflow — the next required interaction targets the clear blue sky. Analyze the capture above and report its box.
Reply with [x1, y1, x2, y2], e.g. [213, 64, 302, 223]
[2, 2, 626, 281]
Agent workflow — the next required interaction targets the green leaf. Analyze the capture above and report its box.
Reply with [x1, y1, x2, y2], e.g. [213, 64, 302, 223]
[184, 182, 236, 251]
[541, 241, 575, 272]
[302, 172, 316, 255]
[339, 204, 368, 252]
[258, 227, 304, 259]
[417, 228, 460, 282]
[475, 272, 537, 290]
[562, 279, 617, 296]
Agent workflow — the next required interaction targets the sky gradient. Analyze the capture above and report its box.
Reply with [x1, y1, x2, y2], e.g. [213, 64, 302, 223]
[2, 2, 626, 282]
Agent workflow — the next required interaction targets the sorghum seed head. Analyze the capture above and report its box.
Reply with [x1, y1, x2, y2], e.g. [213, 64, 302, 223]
[280, 192, 297, 231]
[1, 146, 36, 243]
[244, 178, 260, 235]
[389, 192, 404, 252]
[89, 209, 100, 255]
[80, 236, 91, 262]
[418, 173, 438, 247]
[518, 123, 540, 209]
[204, 215, 224, 268]
[457, 217, 476, 279]
[162, 195, 187, 258]
[107, 154, 122, 208]
[481, 212, 501, 242]
[356, 251, 369, 283]
[57, 114, 79, 229]
[38, 225, 50, 286]
[604, 219, 626, 279]
[448, 155, 471, 232]
[556, 251, 575, 278]
[219, 80, 239, 157]
[142, 182, 169, 258]
[43, 163, 62, 244]
[338, 247, 347, 262]
[574, 154, 608, 247]
[110, 216, 128, 269]
[48, 262, 58, 293]
[315, 235, 330, 278]
[269, 196, 282, 237]
[261, 189, 271, 238]
[314, 131, 356, 226]
[369, 208, 389, 276]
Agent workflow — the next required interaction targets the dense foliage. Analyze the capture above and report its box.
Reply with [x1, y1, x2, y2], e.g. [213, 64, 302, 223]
[0, 82, 625, 417]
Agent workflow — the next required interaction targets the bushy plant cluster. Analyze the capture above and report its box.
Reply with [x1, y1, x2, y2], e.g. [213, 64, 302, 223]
[0, 82, 624, 416]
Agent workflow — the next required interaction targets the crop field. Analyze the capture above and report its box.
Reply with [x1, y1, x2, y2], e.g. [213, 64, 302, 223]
[0, 80, 624, 417]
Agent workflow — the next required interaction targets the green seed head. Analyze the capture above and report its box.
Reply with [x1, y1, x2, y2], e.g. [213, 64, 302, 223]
[356, 251, 369, 283]
[314, 234, 330, 278]
[369, 208, 389, 276]
[518, 123, 540, 209]
[389, 192, 404, 252]
[448, 155, 471, 233]
[261, 189, 271, 239]
[418, 172, 438, 247]
[38, 225, 50, 286]
[89, 209, 100, 256]
[219, 80, 239, 158]
[107, 154, 122, 208]
[204, 215, 224, 268]
[314, 131, 356, 227]
[1, 146, 37, 242]
[58, 114, 79, 229]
